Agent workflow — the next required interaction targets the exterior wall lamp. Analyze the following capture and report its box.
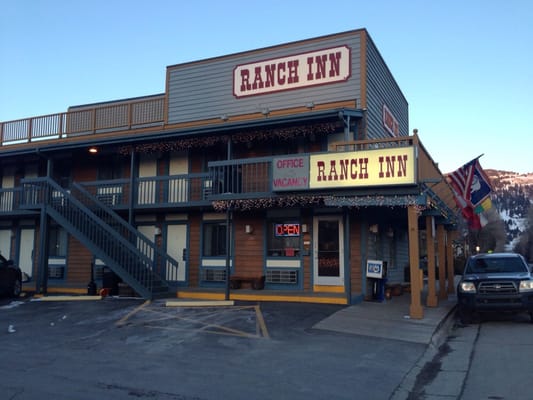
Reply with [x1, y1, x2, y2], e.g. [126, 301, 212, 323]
[245, 224, 253, 234]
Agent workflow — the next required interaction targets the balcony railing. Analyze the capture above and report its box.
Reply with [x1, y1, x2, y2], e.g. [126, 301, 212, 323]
[78, 173, 214, 208]
[0, 96, 164, 146]
[0, 136, 450, 215]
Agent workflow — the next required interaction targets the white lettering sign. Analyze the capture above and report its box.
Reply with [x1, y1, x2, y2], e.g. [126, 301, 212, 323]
[233, 46, 351, 98]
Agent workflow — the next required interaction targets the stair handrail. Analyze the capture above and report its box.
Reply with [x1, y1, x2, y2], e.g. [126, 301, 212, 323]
[20, 177, 171, 296]
[71, 181, 180, 281]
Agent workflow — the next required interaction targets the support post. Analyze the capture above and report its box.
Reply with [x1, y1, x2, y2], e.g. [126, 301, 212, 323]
[437, 224, 448, 299]
[128, 150, 136, 226]
[38, 208, 49, 294]
[408, 205, 423, 319]
[426, 216, 438, 307]
[446, 230, 455, 294]
[224, 206, 232, 300]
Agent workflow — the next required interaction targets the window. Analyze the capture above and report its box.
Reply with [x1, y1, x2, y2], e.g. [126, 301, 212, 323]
[202, 222, 228, 257]
[49, 226, 67, 257]
[98, 155, 123, 180]
[267, 220, 301, 257]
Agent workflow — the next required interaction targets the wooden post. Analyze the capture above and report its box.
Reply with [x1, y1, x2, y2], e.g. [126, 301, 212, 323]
[408, 205, 423, 319]
[426, 216, 438, 307]
[447, 230, 455, 294]
[437, 224, 448, 300]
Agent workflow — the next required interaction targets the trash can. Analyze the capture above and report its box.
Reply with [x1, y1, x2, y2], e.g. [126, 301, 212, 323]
[87, 262, 97, 295]
[372, 277, 387, 302]
[102, 268, 121, 296]
[87, 280, 97, 295]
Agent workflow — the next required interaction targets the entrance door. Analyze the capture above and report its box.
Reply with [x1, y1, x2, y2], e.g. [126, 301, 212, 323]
[166, 224, 187, 282]
[168, 151, 188, 203]
[19, 229, 35, 279]
[313, 216, 344, 286]
[138, 155, 157, 204]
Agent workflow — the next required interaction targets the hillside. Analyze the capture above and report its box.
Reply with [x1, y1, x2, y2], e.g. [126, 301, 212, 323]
[485, 170, 533, 249]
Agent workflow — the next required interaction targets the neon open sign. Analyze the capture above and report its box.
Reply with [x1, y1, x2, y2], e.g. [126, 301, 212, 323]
[275, 223, 301, 237]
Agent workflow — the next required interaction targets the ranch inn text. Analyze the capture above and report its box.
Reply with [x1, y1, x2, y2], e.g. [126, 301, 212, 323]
[234, 46, 350, 97]
[315, 155, 409, 181]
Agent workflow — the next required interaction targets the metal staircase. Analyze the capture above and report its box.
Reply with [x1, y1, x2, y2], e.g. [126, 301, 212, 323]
[20, 177, 178, 299]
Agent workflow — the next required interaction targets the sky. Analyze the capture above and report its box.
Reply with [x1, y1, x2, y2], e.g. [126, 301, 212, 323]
[1, 0, 532, 174]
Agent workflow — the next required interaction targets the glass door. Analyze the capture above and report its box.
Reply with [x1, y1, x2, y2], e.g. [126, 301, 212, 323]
[313, 216, 344, 286]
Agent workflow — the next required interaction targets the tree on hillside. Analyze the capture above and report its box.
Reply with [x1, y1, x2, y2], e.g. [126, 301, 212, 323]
[514, 205, 533, 262]
[461, 206, 507, 254]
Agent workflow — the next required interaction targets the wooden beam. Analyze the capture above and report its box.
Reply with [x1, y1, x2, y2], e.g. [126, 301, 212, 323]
[447, 230, 456, 294]
[408, 205, 423, 319]
[437, 224, 448, 299]
[426, 216, 438, 307]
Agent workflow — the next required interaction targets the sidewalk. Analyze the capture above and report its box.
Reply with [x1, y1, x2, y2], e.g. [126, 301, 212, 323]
[313, 289, 457, 346]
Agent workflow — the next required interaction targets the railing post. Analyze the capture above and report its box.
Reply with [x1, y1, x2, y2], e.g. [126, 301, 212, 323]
[58, 112, 64, 138]
[91, 108, 97, 134]
[128, 102, 133, 129]
[28, 117, 33, 142]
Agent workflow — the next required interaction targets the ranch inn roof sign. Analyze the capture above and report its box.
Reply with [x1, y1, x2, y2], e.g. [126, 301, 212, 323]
[233, 46, 351, 97]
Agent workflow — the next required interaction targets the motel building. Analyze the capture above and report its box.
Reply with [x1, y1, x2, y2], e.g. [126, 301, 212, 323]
[0, 29, 460, 319]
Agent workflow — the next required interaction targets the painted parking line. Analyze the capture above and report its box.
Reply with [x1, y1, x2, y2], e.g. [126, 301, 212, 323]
[115, 300, 151, 327]
[116, 302, 269, 339]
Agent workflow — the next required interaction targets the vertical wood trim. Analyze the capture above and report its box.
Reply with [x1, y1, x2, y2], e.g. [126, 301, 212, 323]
[360, 30, 368, 111]
[408, 205, 423, 319]
[426, 216, 437, 307]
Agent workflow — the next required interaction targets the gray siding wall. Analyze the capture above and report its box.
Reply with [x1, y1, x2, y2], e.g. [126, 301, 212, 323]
[167, 33, 363, 124]
[364, 36, 409, 139]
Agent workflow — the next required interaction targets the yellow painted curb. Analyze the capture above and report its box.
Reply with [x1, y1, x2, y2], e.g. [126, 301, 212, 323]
[176, 291, 348, 305]
[166, 300, 235, 307]
[39, 295, 103, 301]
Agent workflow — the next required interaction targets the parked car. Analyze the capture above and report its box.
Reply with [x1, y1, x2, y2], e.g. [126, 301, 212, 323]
[457, 252, 533, 324]
[0, 254, 22, 298]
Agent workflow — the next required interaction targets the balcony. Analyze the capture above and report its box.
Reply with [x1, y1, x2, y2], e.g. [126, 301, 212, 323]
[0, 136, 457, 224]
[0, 95, 164, 146]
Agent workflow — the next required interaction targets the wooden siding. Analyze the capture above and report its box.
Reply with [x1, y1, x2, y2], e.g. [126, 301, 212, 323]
[364, 34, 409, 139]
[66, 236, 92, 284]
[188, 213, 201, 286]
[167, 32, 363, 124]
[349, 219, 363, 294]
[233, 214, 264, 280]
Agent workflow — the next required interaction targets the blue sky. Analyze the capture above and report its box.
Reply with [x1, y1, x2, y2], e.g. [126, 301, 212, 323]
[1, 0, 531, 174]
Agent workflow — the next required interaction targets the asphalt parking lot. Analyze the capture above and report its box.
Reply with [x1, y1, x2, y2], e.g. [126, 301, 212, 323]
[0, 295, 428, 400]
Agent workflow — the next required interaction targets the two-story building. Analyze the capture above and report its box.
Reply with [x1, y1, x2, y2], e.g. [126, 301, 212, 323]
[0, 29, 459, 318]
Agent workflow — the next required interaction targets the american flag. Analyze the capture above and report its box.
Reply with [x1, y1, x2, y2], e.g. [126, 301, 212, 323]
[446, 157, 492, 229]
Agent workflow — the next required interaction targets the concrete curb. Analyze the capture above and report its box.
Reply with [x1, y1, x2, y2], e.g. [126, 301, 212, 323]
[390, 305, 458, 400]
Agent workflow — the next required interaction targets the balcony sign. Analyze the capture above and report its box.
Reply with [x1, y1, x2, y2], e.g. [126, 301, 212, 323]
[233, 46, 351, 98]
[272, 156, 310, 191]
[309, 147, 416, 189]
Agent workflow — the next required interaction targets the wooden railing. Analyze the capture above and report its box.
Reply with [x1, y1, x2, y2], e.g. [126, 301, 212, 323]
[0, 95, 165, 146]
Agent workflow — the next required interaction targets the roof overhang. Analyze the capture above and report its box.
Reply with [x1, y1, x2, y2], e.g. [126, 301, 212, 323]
[0, 108, 364, 158]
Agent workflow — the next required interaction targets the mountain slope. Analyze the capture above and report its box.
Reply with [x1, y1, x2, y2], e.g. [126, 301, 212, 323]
[485, 170, 533, 249]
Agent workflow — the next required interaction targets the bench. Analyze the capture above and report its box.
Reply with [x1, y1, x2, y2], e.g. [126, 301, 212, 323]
[229, 275, 265, 290]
